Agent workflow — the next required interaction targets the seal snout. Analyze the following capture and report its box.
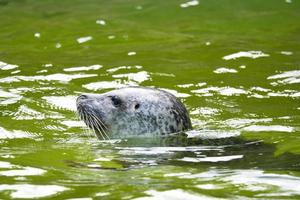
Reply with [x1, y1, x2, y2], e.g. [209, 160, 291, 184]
[76, 94, 91, 105]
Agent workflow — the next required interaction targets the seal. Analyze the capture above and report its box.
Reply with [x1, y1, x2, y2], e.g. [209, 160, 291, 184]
[76, 87, 192, 139]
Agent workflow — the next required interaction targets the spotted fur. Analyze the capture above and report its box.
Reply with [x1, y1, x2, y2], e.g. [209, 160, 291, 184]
[76, 87, 192, 139]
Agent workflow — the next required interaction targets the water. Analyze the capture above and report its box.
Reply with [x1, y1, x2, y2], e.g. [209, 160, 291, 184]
[0, 0, 300, 199]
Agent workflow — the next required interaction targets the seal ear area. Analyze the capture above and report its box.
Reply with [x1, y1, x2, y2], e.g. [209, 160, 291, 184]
[134, 103, 140, 110]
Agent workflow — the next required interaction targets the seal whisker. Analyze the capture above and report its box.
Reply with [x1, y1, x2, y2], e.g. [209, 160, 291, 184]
[89, 114, 105, 140]
[90, 111, 110, 140]
[89, 112, 109, 140]
[90, 115, 105, 140]
[83, 112, 94, 139]
[89, 114, 106, 139]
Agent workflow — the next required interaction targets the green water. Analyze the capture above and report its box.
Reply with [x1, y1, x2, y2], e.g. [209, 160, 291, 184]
[0, 0, 300, 199]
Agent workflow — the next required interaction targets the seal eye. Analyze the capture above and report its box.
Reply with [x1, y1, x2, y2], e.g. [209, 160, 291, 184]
[111, 96, 121, 107]
[135, 103, 140, 110]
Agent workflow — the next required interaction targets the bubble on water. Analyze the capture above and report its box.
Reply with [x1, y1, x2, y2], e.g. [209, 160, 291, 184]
[0, 184, 68, 199]
[135, 5, 143, 10]
[285, 0, 292, 3]
[0, 61, 19, 70]
[127, 51, 136, 56]
[223, 51, 269, 60]
[77, 36, 93, 44]
[108, 35, 115, 39]
[213, 67, 238, 74]
[180, 0, 199, 8]
[205, 41, 211, 46]
[96, 19, 106, 25]
[64, 64, 102, 72]
[239, 65, 246, 69]
[243, 125, 294, 132]
[55, 43, 62, 48]
[34, 32, 40, 38]
[280, 51, 293, 55]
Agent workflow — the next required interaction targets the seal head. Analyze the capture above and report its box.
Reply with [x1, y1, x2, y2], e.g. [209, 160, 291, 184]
[76, 87, 192, 139]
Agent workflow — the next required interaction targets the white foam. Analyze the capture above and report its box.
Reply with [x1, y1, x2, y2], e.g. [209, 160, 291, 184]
[186, 130, 240, 139]
[112, 71, 150, 83]
[180, 0, 199, 8]
[223, 51, 269, 60]
[134, 189, 220, 200]
[178, 155, 243, 163]
[83, 80, 129, 90]
[0, 61, 19, 70]
[268, 70, 300, 85]
[107, 65, 142, 73]
[127, 51, 136, 56]
[0, 73, 97, 83]
[0, 184, 68, 199]
[63, 65, 102, 72]
[42, 96, 77, 111]
[213, 67, 238, 74]
[0, 167, 46, 177]
[77, 36, 93, 44]
[34, 32, 40, 38]
[96, 19, 106, 25]
[191, 86, 247, 96]
[0, 127, 36, 139]
[190, 107, 219, 116]
[61, 120, 86, 128]
[243, 125, 294, 132]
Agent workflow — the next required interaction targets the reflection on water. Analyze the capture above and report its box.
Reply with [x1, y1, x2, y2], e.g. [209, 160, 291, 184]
[0, 0, 300, 199]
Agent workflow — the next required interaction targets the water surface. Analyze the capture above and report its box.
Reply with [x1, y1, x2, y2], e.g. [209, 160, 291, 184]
[0, 0, 300, 199]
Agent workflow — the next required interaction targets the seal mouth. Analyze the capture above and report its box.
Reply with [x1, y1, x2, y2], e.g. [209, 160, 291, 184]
[76, 98, 110, 140]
